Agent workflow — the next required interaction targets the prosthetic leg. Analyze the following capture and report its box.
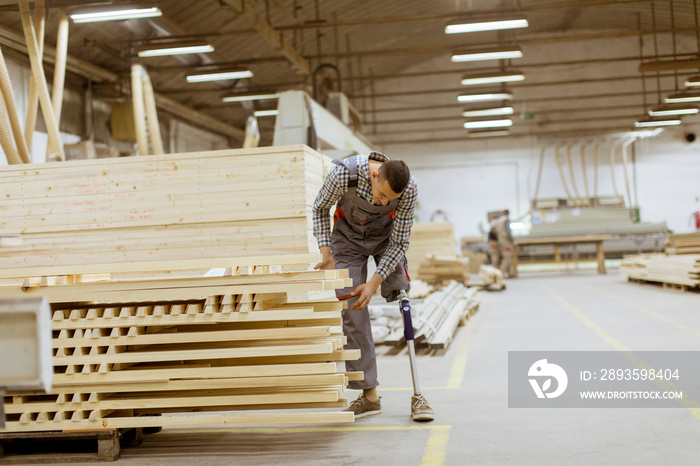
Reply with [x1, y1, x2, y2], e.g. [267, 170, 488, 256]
[398, 290, 434, 421]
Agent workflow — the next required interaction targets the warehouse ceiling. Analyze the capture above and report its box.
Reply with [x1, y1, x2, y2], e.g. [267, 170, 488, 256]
[2, 0, 700, 148]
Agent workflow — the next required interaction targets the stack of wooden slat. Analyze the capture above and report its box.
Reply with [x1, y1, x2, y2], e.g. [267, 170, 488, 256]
[385, 281, 479, 349]
[406, 222, 457, 277]
[415, 254, 470, 283]
[0, 145, 326, 271]
[477, 265, 505, 289]
[621, 253, 700, 289]
[1, 261, 358, 432]
[665, 232, 700, 255]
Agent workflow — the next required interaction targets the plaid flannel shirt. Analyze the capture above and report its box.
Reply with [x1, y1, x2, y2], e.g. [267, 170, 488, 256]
[312, 153, 418, 280]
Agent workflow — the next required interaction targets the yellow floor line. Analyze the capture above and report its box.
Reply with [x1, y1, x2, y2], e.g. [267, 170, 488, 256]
[579, 281, 700, 338]
[421, 425, 451, 466]
[540, 283, 700, 420]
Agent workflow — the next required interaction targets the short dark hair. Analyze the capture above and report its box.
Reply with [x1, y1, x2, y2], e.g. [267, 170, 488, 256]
[378, 160, 410, 193]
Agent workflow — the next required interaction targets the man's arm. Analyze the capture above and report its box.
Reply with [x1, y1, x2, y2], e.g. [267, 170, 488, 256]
[350, 178, 418, 309]
[312, 165, 345, 270]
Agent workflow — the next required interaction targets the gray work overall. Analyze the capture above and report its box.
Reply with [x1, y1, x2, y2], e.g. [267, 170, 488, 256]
[331, 157, 411, 389]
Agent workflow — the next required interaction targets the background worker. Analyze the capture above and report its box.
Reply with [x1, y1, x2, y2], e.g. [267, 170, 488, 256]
[488, 215, 501, 269]
[495, 209, 514, 278]
[312, 151, 434, 422]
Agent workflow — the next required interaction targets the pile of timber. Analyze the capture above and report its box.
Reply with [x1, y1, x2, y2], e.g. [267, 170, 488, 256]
[407, 279, 435, 299]
[665, 232, 700, 255]
[385, 282, 479, 349]
[0, 145, 327, 272]
[621, 253, 700, 290]
[1, 258, 358, 433]
[415, 254, 470, 284]
[406, 222, 458, 278]
[475, 265, 505, 290]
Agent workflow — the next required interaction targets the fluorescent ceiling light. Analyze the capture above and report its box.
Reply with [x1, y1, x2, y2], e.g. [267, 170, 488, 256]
[461, 71, 524, 86]
[253, 109, 279, 117]
[634, 118, 681, 128]
[458, 93, 512, 103]
[463, 106, 514, 117]
[467, 129, 510, 138]
[665, 93, 700, 103]
[137, 41, 214, 58]
[186, 70, 253, 83]
[451, 47, 522, 63]
[70, 6, 162, 23]
[446, 17, 528, 34]
[648, 105, 699, 116]
[685, 75, 700, 87]
[464, 119, 513, 129]
[222, 93, 279, 103]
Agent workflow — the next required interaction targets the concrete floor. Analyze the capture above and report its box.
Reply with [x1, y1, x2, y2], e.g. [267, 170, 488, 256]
[105, 270, 700, 465]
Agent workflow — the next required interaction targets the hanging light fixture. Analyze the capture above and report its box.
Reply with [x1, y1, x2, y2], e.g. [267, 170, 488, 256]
[253, 109, 279, 117]
[70, 4, 162, 23]
[222, 92, 280, 103]
[445, 16, 528, 34]
[665, 92, 700, 103]
[462, 106, 514, 117]
[451, 47, 522, 63]
[186, 69, 253, 83]
[461, 71, 524, 86]
[466, 129, 511, 138]
[136, 41, 215, 58]
[634, 118, 682, 128]
[458, 92, 512, 103]
[464, 119, 513, 129]
[685, 75, 700, 87]
[648, 104, 699, 116]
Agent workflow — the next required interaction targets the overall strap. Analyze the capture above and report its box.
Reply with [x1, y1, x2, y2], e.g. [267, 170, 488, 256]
[331, 157, 359, 188]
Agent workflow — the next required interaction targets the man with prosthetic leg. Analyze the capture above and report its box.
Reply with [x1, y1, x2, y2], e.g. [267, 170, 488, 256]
[312, 152, 434, 422]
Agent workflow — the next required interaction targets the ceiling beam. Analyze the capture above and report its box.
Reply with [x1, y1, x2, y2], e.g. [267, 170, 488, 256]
[0, 23, 244, 141]
[220, 0, 311, 76]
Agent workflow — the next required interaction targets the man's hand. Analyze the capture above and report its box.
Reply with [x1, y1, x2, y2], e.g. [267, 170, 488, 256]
[350, 273, 383, 310]
[314, 246, 335, 270]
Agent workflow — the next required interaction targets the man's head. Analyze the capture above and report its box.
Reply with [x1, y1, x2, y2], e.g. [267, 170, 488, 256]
[371, 160, 410, 205]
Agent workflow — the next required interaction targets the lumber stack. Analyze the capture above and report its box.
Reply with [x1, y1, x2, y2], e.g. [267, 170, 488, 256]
[406, 222, 458, 278]
[621, 253, 700, 288]
[477, 265, 505, 289]
[0, 145, 327, 272]
[665, 232, 700, 255]
[415, 254, 470, 284]
[1, 261, 358, 432]
[384, 282, 479, 349]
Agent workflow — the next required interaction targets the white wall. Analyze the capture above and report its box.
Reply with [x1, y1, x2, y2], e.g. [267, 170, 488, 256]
[390, 124, 700, 239]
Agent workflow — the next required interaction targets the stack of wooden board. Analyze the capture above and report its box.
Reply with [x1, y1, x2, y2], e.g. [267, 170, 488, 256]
[1, 261, 358, 432]
[621, 253, 700, 289]
[476, 265, 505, 290]
[415, 254, 470, 283]
[385, 281, 479, 349]
[405, 222, 457, 276]
[0, 145, 327, 271]
[665, 232, 700, 255]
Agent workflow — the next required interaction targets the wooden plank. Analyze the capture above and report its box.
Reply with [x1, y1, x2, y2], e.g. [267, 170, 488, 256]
[52, 326, 331, 349]
[1, 411, 353, 432]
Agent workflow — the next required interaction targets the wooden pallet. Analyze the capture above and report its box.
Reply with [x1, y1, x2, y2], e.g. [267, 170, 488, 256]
[0, 429, 121, 463]
[621, 253, 700, 290]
